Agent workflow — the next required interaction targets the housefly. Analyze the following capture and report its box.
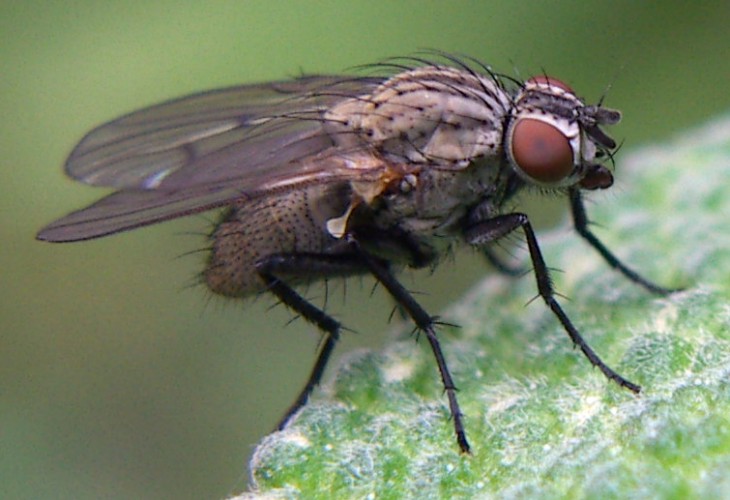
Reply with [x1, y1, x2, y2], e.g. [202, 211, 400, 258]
[37, 54, 678, 453]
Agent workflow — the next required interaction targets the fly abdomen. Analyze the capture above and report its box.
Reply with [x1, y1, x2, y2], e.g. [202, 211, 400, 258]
[205, 184, 350, 297]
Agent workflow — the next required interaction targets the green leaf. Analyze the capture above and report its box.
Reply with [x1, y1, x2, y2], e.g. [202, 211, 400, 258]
[238, 116, 730, 499]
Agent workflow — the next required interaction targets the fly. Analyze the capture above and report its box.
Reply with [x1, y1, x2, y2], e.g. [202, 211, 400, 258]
[37, 54, 680, 453]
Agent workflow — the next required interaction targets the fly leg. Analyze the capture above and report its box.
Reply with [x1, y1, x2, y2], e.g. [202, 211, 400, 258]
[346, 235, 472, 454]
[255, 252, 368, 430]
[466, 213, 641, 393]
[482, 246, 525, 277]
[569, 188, 681, 295]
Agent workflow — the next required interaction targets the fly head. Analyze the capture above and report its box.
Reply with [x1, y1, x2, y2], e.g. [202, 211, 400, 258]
[505, 75, 620, 191]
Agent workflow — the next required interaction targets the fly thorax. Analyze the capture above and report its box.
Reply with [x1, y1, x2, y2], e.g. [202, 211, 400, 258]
[368, 156, 506, 247]
[325, 66, 511, 166]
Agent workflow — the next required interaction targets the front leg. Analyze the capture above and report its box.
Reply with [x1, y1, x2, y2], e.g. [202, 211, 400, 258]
[569, 188, 681, 295]
[465, 213, 641, 393]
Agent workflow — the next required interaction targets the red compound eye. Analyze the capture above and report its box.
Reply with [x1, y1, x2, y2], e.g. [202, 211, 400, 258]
[510, 118, 574, 184]
[527, 75, 573, 93]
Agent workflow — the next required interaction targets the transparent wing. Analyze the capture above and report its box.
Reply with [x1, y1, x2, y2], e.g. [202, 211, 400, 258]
[65, 75, 381, 189]
[38, 75, 385, 242]
[38, 151, 388, 242]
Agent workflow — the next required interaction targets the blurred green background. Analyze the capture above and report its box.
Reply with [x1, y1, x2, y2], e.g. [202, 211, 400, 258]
[2, 1, 729, 498]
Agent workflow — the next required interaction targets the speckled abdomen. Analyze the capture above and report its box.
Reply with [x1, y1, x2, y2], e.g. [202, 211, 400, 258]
[205, 184, 349, 297]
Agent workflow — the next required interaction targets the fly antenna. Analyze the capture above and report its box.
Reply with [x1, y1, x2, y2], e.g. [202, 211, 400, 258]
[597, 63, 625, 108]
